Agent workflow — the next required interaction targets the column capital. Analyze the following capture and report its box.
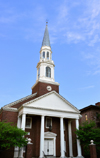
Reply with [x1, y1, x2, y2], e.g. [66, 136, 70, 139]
[60, 117, 64, 119]
[68, 119, 72, 123]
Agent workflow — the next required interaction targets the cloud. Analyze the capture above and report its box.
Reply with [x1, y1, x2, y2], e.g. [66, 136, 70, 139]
[81, 46, 100, 75]
[93, 70, 100, 75]
[64, 32, 85, 43]
[79, 85, 94, 90]
[51, 0, 100, 45]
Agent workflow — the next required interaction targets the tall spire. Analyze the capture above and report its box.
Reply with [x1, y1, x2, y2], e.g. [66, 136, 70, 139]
[42, 23, 51, 47]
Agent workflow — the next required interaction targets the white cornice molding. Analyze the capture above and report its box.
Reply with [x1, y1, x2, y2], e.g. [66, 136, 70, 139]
[2, 107, 18, 112]
[23, 105, 80, 114]
[37, 60, 55, 68]
[31, 80, 59, 90]
[18, 106, 80, 119]
[40, 46, 52, 52]
[2, 93, 37, 109]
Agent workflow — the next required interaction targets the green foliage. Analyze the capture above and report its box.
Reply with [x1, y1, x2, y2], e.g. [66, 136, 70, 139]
[75, 120, 100, 158]
[0, 121, 28, 149]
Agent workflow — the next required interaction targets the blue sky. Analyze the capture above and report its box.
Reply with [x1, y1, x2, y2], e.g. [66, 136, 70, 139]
[0, 0, 100, 109]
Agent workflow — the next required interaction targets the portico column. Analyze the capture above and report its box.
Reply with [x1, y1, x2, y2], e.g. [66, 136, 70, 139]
[21, 113, 26, 130]
[19, 113, 26, 158]
[60, 117, 65, 158]
[76, 119, 82, 157]
[68, 120, 73, 157]
[14, 116, 21, 158]
[40, 115, 44, 158]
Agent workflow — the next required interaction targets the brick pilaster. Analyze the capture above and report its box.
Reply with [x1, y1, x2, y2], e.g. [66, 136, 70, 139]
[26, 143, 33, 158]
[90, 144, 97, 158]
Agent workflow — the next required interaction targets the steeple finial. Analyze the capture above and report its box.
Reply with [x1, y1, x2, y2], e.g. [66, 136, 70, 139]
[46, 20, 48, 25]
[42, 23, 50, 47]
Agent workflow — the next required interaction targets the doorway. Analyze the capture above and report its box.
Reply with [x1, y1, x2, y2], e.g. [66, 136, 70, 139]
[44, 139, 54, 155]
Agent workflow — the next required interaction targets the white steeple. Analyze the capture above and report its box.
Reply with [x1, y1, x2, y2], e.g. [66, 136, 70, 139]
[36, 24, 58, 85]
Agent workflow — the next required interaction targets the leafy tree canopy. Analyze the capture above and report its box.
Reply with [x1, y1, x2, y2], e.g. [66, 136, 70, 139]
[0, 121, 28, 149]
[75, 120, 100, 145]
[75, 120, 100, 157]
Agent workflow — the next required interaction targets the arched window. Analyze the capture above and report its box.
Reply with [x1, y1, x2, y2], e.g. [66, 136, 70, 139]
[43, 51, 45, 58]
[46, 66, 51, 78]
[47, 52, 49, 59]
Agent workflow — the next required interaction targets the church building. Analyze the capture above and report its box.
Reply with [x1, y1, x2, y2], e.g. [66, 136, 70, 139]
[0, 24, 84, 158]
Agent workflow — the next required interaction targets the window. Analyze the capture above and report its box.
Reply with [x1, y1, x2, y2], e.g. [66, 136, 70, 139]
[43, 51, 45, 58]
[85, 114, 88, 121]
[38, 68, 40, 79]
[47, 52, 49, 59]
[25, 117, 32, 128]
[46, 66, 51, 78]
[46, 117, 52, 128]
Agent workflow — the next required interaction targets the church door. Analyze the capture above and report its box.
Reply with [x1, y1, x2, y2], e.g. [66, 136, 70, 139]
[44, 139, 54, 155]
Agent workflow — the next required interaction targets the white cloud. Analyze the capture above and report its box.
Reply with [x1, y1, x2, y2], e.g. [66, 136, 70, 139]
[79, 85, 94, 90]
[81, 46, 100, 75]
[93, 70, 100, 75]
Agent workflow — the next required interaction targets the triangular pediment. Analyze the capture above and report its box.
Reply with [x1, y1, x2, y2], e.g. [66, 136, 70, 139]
[44, 132, 57, 137]
[23, 91, 79, 113]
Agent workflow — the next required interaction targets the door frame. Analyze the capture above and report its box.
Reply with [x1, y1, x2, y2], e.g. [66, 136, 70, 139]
[44, 132, 57, 156]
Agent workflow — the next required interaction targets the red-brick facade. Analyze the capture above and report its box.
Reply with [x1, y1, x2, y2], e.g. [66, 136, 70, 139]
[32, 81, 59, 97]
[80, 103, 100, 127]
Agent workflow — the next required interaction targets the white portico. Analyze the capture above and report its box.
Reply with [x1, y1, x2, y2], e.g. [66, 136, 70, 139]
[17, 91, 83, 158]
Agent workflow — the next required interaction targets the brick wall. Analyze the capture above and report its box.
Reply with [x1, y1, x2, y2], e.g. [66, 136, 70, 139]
[32, 81, 59, 97]
[2, 110, 18, 125]
[25, 115, 41, 157]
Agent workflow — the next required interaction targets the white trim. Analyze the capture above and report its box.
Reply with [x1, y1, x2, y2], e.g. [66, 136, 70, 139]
[18, 106, 80, 119]
[2, 107, 18, 112]
[31, 80, 59, 90]
[22, 91, 80, 113]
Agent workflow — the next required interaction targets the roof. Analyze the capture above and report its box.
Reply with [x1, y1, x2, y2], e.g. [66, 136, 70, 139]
[1, 92, 37, 109]
[80, 104, 100, 112]
[42, 24, 51, 47]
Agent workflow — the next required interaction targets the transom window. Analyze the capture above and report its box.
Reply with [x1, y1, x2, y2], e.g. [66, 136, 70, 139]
[43, 51, 45, 58]
[46, 66, 51, 78]
[46, 117, 52, 128]
[25, 117, 32, 128]
[47, 52, 49, 59]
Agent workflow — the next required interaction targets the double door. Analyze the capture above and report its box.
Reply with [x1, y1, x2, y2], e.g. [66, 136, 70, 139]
[44, 139, 54, 155]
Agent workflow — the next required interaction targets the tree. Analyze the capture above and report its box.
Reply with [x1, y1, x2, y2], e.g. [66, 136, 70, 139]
[75, 120, 100, 158]
[0, 121, 28, 150]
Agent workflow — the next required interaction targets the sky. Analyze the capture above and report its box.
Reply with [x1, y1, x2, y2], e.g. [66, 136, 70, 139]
[0, 0, 100, 110]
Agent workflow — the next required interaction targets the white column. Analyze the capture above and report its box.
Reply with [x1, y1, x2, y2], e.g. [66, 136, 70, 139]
[14, 116, 21, 158]
[40, 115, 44, 158]
[21, 113, 26, 130]
[60, 117, 65, 158]
[19, 113, 26, 158]
[17, 116, 21, 128]
[68, 120, 73, 157]
[76, 119, 82, 157]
